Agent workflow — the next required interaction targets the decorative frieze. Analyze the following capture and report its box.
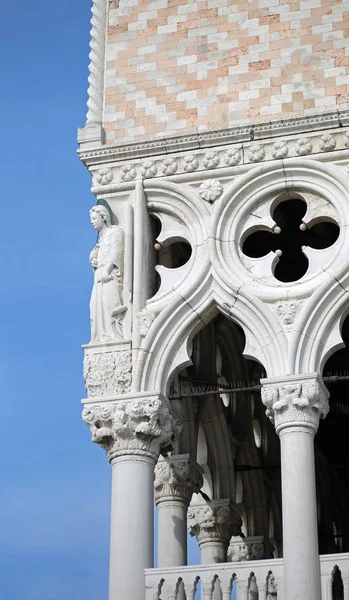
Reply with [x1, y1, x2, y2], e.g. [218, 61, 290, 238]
[188, 500, 242, 547]
[83, 349, 132, 397]
[154, 455, 203, 505]
[261, 374, 329, 433]
[84, 124, 349, 194]
[82, 394, 182, 461]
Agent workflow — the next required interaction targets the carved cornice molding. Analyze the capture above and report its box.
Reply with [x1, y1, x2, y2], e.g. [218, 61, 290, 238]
[154, 454, 203, 505]
[78, 109, 349, 168]
[188, 500, 242, 547]
[261, 373, 329, 434]
[82, 394, 182, 462]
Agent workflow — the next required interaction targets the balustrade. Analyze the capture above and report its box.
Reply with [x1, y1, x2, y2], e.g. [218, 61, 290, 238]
[145, 553, 349, 600]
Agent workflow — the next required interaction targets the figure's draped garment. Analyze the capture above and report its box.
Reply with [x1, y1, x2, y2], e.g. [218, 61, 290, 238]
[90, 225, 124, 342]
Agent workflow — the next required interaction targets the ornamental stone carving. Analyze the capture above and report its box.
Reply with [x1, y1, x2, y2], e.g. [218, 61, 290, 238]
[82, 394, 182, 461]
[120, 163, 137, 181]
[228, 536, 269, 562]
[162, 157, 178, 176]
[320, 132, 336, 152]
[344, 131, 349, 148]
[141, 160, 157, 179]
[294, 137, 313, 155]
[203, 151, 220, 169]
[137, 311, 155, 337]
[89, 205, 126, 343]
[83, 350, 132, 397]
[183, 154, 199, 172]
[188, 500, 242, 546]
[224, 147, 241, 166]
[154, 455, 203, 505]
[96, 167, 113, 185]
[248, 144, 265, 162]
[85, 0, 107, 125]
[272, 140, 288, 159]
[261, 374, 329, 433]
[271, 299, 303, 325]
[199, 179, 223, 202]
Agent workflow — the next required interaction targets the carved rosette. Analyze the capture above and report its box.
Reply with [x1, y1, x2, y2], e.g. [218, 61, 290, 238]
[83, 350, 132, 397]
[82, 394, 183, 461]
[188, 500, 242, 547]
[154, 454, 203, 505]
[261, 374, 329, 434]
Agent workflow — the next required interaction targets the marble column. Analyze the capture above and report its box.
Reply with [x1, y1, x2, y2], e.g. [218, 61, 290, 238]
[261, 373, 329, 600]
[154, 454, 203, 567]
[82, 393, 181, 600]
[188, 500, 242, 600]
[188, 499, 241, 564]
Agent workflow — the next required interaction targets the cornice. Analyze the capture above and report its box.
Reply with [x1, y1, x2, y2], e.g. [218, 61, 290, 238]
[78, 109, 349, 166]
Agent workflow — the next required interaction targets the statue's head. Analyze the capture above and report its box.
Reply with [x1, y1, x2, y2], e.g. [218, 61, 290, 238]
[90, 205, 111, 231]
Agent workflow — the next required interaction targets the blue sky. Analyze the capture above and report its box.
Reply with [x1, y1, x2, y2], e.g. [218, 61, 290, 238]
[1, 2, 199, 598]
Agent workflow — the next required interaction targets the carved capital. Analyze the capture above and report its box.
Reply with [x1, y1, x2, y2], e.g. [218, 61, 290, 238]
[261, 373, 329, 434]
[188, 500, 242, 547]
[227, 535, 273, 562]
[154, 455, 203, 505]
[82, 394, 183, 462]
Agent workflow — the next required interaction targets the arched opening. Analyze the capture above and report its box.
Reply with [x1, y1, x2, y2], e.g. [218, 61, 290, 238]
[317, 313, 349, 554]
[168, 312, 282, 560]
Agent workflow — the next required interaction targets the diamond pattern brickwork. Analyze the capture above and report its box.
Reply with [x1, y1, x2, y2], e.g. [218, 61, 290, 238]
[104, 0, 349, 144]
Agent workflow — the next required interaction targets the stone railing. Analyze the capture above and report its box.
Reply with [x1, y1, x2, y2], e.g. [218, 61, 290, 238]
[145, 553, 349, 599]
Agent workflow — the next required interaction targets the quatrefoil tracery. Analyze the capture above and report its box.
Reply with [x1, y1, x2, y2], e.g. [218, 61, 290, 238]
[242, 198, 340, 283]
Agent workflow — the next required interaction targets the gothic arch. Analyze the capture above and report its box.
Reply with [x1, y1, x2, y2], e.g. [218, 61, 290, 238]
[135, 279, 287, 393]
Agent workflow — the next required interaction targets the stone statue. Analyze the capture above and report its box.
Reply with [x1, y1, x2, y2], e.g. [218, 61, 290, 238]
[89, 205, 125, 342]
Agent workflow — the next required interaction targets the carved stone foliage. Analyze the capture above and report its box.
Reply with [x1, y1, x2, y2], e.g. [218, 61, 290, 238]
[227, 536, 268, 562]
[82, 395, 182, 460]
[154, 455, 203, 504]
[84, 350, 132, 397]
[271, 299, 303, 325]
[261, 376, 329, 432]
[188, 500, 242, 545]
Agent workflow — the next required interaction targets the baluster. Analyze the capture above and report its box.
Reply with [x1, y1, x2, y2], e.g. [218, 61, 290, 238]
[236, 580, 250, 600]
[258, 582, 267, 600]
[326, 579, 333, 600]
[183, 575, 199, 600]
[343, 575, 349, 600]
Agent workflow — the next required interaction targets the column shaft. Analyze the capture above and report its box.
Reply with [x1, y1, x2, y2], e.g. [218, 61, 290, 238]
[109, 455, 155, 600]
[279, 426, 320, 600]
[157, 499, 187, 567]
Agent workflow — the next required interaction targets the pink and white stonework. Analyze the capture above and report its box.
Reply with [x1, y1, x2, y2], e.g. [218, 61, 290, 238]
[102, 0, 349, 144]
[78, 1, 349, 599]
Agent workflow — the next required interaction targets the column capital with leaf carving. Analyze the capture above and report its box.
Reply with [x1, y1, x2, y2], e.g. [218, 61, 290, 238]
[261, 373, 329, 435]
[82, 392, 182, 463]
[188, 499, 242, 548]
[154, 454, 203, 507]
